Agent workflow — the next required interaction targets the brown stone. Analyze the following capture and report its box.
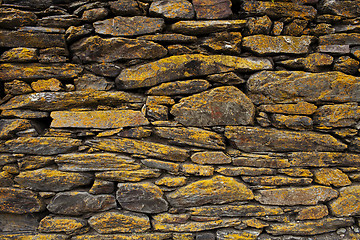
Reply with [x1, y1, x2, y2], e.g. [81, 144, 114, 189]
[258, 102, 317, 115]
[0, 8, 37, 29]
[155, 176, 187, 187]
[94, 16, 164, 36]
[74, 73, 114, 91]
[146, 105, 168, 121]
[289, 152, 360, 167]
[0, 30, 65, 48]
[191, 152, 231, 165]
[314, 168, 352, 187]
[31, 78, 63, 92]
[181, 164, 214, 176]
[4, 80, 33, 95]
[278, 168, 313, 178]
[84, 63, 122, 78]
[283, 19, 308, 36]
[271, 114, 313, 131]
[0, 188, 44, 213]
[109, 0, 143, 16]
[0, 119, 32, 140]
[147, 79, 210, 96]
[193, 0, 232, 19]
[96, 169, 161, 182]
[245, 16, 272, 35]
[39, 15, 81, 28]
[0, 47, 38, 62]
[39, 216, 88, 235]
[71, 36, 167, 63]
[207, 72, 245, 85]
[296, 205, 329, 220]
[232, 153, 290, 168]
[216, 166, 275, 176]
[334, 56, 360, 75]
[201, 31, 242, 55]
[330, 185, 360, 217]
[242, 176, 312, 186]
[141, 159, 179, 172]
[82, 8, 108, 22]
[319, 0, 360, 18]
[138, 34, 197, 44]
[255, 186, 338, 206]
[65, 24, 93, 43]
[0, 233, 68, 240]
[0, 213, 40, 232]
[319, 33, 360, 46]
[149, 0, 195, 20]
[170, 20, 246, 35]
[279, 53, 333, 72]
[72, 233, 172, 240]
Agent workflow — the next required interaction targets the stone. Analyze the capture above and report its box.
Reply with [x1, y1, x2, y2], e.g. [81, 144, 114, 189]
[255, 186, 338, 206]
[352, 46, 360, 60]
[196, 232, 215, 240]
[141, 159, 180, 172]
[319, 0, 360, 18]
[155, 176, 187, 187]
[242, 35, 314, 55]
[171, 86, 255, 126]
[191, 152, 231, 165]
[94, 16, 164, 37]
[334, 56, 360, 75]
[330, 185, 360, 217]
[31, 78, 63, 92]
[152, 213, 241, 232]
[0, 47, 38, 62]
[266, 217, 354, 236]
[0, 233, 67, 240]
[193, 0, 232, 19]
[89, 180, 114, 195]
[166, 175, 254, 207]
[201, 32, 242, 55]
[241, 1, 317, 20]
[109, 0, 143, 16]
[14, 168, 92, 192]
[216, 166, 275, 176]
[232, 153, 290, 168]
[149, 0, 195, 20]
[271, 21, 284, 36]
[0, 213, 40, 232]
[116, 54, 272, 89]
[0, 63, 82, 81]
[181, 164, 214, 176]
[71, 36, 167, 63]
[154, 127, 225, 150]
[279, 53, 333, 72]
[289, 152, 360, 167]
[96, 169, 161, 182]
[0, 91, 144, 111]
[116, 182, 168, 213]
[283, 19, 308, 36]
[296, 205, 329, 220]
[0, 188, 44, 213]
[271, 114, 313, 131]
[72, 233, 172, 240]
[65, 24, 94, 43]
[0, 119, 32, 140]
[0, 171, 13, 187]
[39, 216, 88, 234]
[245, 15, 272, 35]
[278, 168, 313, 178]
[51, 110, 149, 129]
[147, 79, 210, 96]
[4, 80, 32, 95]
[319, 33, 360, 46]
[17, 156, 54, 170]
[167, 45, 195, 55]
[258, 102, 317, 115]
[225, 126, 346, 152]
[87, 138, 189, 161]
[313, 103, 360, 128]
[0, 155, 18, 166]
[311, 23, 335, 36]
[82, 8, 108, 22]
[0, 30, 65, 48]
[39, 15, 81, 28]
[247, 71, 360, 103]
[147, 96, 175, 106]
[47, 192, 116, 215]
[217, 229, 261, 240]
[56, 153, 139, 171]
[207, 72, 245, 85]
[318, 45, 350, 54]
[85, 63, 122, 78]
[138, 34, 197, 43]
[89, 211, 150, 234]
[74, 73, 114, 91]
[0, 8, 37, 29]
[243, 176, 312, 186]
[0, 137, 81, 155]
[146, 105, 168, 121]
[170, 20, 246, 35]
[38, 47, 68, 63]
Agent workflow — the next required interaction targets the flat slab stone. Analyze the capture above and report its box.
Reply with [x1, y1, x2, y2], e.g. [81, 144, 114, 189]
[247, 71, 360, 103]
[39, 216, 88, 235]
[72, 233, 172, 240]
[193, 0, 232, 19]
[171, 86, 255, 126]
[255, 186, 338, 206]
[0, 233, 67, 240]
[138, 34, 197, 43]
[170, 20, 246, 35]
[242, 35, 314, 55]
[0, 91, 144, 111]
[232, 153, 290, 168]
[0, 187, 44, 214]
[330, 185, 360, 217]
[319, 0, 360, 18]
[0, 30, 65, 48]
[319, 33, 360, 46]
[50, 110, 149, 129]
[216, 166, 275, 176]
[116, 54, 272, 89]
[147, 79, 210, 96]
[71, 36, 167, 63]
[259, 102, 317, 115]
[0, 63, 82, 81]
[149, 0, 195, 20]
[225, 126, 347, 152]
[94, 16, 164, 36]
[289, 152, 360, 167]
[0, 119, 32, 140]
[95, 169, 161, 182]
[242, 176, 312, 186]
[313, 103, 360, 128]
[191, 152, 231, 165]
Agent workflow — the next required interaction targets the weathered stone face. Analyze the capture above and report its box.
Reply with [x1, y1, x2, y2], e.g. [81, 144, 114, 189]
[170, 20, 246, 35]
[0, 30, 65, 48]
[329, 185, 360, 217]
[193, 0, 232, 19]
[39, 216, 88, 235]
[0, 188, 44, 213]
[149, 0, 195, 20]
[147, 79, 210, 96]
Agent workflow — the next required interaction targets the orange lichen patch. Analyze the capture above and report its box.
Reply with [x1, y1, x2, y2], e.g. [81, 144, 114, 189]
[39, 216, 87, 234]
[147, 79, 209, 96]
[72, 233, 172, 240]
[0, 119, 32, 139]
[330, 185, 360, 217]
[314, 168, 352, 187]
[259, 102, 317, 115]
[193, 0, 232, 20]
[244, 218, 269, 228]
[181, 164, 214, 176]
[278, 168, 313, 177]
[95, 169, 161, 182]
[31, 78, 63, 92]
[155, 176, 187, 187]
[216, 166, 275, 176]
[289, 152, 360, 167]
[242, 176, 312, 186]
[296, 205, 329, 220]
[146, 96, 175, 105]
[0, 233, 68, 240]
[149, 0, 195, 20]
[217, 229, 261, 240]
[0, 47, 38, 62]
[170, 20, 246, 35]
[191, 151, 231, 165]
[0, 187, 44, 213]
[313, 103, 360, 128]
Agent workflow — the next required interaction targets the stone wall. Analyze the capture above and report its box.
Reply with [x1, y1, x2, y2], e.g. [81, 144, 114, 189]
[0, 0, 360, 239]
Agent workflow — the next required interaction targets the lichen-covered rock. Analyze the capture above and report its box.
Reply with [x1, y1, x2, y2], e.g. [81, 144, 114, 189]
[314, 168, 352, 187]
[116, 182, 168, 213]
[330, 185, 360, 217]
[191, 152, 231, 165]
[155, 176, 187, 187]
[271, 114, 313, 131]
[0, 119, 33, 140]
[319, 0, 360, 18]
[296, 205, 329, 220]
[116, 54, 272, 89]
[166, 175, 254, 207]
[225, 126, 347, 152]
[89, 211, 150, 234]
[39, 216, 88, 235]
[0, 30, 65, 48]
[138, 34, 197, 43]
[0, 233, 68, 240]
[289, 152, 360, 167]
[278, 168, 313, 178]
[202, 31, 242, 55]
[193, 0, 232, 20]
[0, 188, 44, 213]
[4, 80, 33, 95]
[245, 15, 272, 35]
[242, 176, 312, 186]
[71, 36, 166, 63]
[258, 102, 317, 115]
[147, 79, 210, 96]
[170, 20, 246, 35]
[0, 213, 40, 232]
[216, 166, 275, 176]
[0, 47, 38, 62]
[255, 186, 338, 206]
[266, 217, 354, 235]
[242, 35, 314, 55]
[74, 73, 113, 91]
[149, 0, 195, 20]
[14, 168, 92, 192]
[0, 8, 37, 29]
[334, 56, 360, 75]
[65, 24, 93, 43]
[181, 164, 214, 176]
[95, 169, 161, 182]
[31, 78, 63, 92]
[232, 153, 290, 168]
[72, 233, 172, 240]
[141, 159, 180, 172]
[278, 53, 333, 72]
[94, 16, 164, 36]
[154, 127, 225, 149]
[87, 138, 189, 161]
[47, 192, 116, 215]
[171, 86, 255, 126]
[1, 109, 49, 119]
[109, 0, 144, 16]
[319, 33, 360, 46]
[39, 15, 81, 28]
[217, 229, 261, 240]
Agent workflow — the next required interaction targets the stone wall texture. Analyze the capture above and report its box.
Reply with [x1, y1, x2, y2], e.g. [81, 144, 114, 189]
[0, 0, 360, 239]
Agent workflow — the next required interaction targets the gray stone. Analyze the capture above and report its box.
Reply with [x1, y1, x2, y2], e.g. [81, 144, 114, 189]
[319, 33, 360, 46]
[0, 119, 33, 140]
[109, 0, 143, 16]
[147, 79, 210, 96]
[319, 0, 360, 18]
[313, 103, 360, 128]
[74, 73, 114, 91]
[0, 213, 40, 232]
[149, 0, 195, 20]
[289, 152, 360, 167]
[39, 15, 81, 28]
[170, 20, 246, 35]
[318, 45, 350, 54]
[0, 188, 44, 214]
[0, 30, 65, 48]
[193, 0, 232, 19]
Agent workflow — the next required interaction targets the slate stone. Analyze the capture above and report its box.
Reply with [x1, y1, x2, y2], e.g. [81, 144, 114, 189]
[278, 53, 333, 72]
[56, 153, 139, 171]
[0, 187, 44, 214]
[89, 180, 115, 195]
[138, 34, 197, 43]
[84, 63, 122, 78]
[330, 185, 360, 217]
[89, 211, 150, 234]
[72, 233, 172, 240]
[242, 35, 314, 55]
[243, 176, 312, 186]
[296, 205, 329, 220]
[283, 19, 308, 36]
[0, 119, 33, 140]
[65, 24, 94, 43]
[14, 169, 92, 192]
[0, 137, 81, 155]
[94, 16, 164, 37]
[314, 168, 351, 187]
[207, 72, 245, 85]
[278, 168, 313, 178]
[318, 44, 350, 54]
[116, 182, 168, 213]
[116, 54, 272, 89]
[96, 169, 161, 182]
[0, 171, 13, 187]
[39, 216, 88, 234]
[74, 73, 113, 91]
[180, 164, 214, 176]
[0, 30, 65, 48]
[216, 166, 275, 176]
[3, 0, 52, 9]
[0, 47, 38, 62]
[313, 103, 360, 128]
[47, 192, 116, 215]
[191, 152, 231, 165]
[149, 0, 195, 20]
[147, 79, 210, 96]
[82, 8, 109, 22]
[255, 186, 338, 206]
[0, 8, 37, 29]
[0, 213, 40, 232]
[141, 159, 179, 172]
[247, 71, 360, 103]
[333, 56, 360, 75]
[245, 15, 272, 35]
[39, 15, 81, 28]
[217, 229, 261, 240]
[171, 86, 255, 126]
[87, 138, 189, 161]
[289, 152, 360, 167]
[155, 176, 187, 187]
[271, 114, 313, 131]
[225, 126, 347, 152]
[319, 33, 360, 46]
[319, 0, 360, 18]
[4, 80, 32, 95]
[201, 31, 242, 55]
[193, 0, 232, 19]
[109, 0, 143, 16]
[258, 102, 317, 115]
[71, 36, 167, 63]
[166, 175, 254, 207]
[0, 91, 144, 111]
[154, 127, 225, 150]
[231, 153, 290, 168]
[170, 20, 246, 35]
[0, 233, 68, 240]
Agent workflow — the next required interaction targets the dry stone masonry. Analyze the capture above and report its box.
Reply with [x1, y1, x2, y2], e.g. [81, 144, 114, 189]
[0, 0, 360, 239]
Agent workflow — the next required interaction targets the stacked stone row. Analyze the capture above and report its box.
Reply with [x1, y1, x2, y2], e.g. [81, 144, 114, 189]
[0, 0, 360, 239]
